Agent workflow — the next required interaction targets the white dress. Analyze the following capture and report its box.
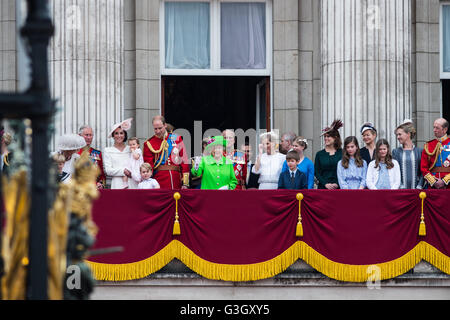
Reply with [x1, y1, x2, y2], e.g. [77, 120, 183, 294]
[103, 145, 138, 189]
[252, 152, 286, 189]
[125, 148, 144, 187]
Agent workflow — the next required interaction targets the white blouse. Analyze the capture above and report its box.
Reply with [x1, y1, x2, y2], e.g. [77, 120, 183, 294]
[103, 145, 138, 189]
[61, 153, 80, 184]
[366, 159, 401, 190]
[252, 152, 286, 189]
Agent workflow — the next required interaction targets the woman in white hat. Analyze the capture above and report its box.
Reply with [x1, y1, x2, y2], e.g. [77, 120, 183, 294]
[103, 118, 136, 189]
[56, 133, 87, 184]
[360, 122, 378, 165]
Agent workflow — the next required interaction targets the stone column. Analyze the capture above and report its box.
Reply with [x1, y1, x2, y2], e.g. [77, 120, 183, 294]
[0, 0, 16, 92]
[49, 0, 124, 151]
[321, 0, 412, 147]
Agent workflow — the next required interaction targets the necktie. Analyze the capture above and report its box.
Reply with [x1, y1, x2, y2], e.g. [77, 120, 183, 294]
[291, 172, 295, 185]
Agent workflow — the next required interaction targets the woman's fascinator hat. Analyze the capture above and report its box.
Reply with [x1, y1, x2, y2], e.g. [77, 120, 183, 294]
[360, 122, 377, 135]
[109, 118, 133, 138]
[398, 118, 413, 126]
[321, 119, 343, 136]
[57, 133, 86, 151]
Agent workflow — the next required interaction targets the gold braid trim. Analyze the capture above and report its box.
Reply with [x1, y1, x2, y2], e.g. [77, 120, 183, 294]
[86, 241, 450, 283]
[424, 141, 441, 170]
[146, 133, 169, 169]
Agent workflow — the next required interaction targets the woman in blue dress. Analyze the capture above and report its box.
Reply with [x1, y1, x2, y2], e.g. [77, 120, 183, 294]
[337, 136, 367, 189]
[281, 136, 315, 189]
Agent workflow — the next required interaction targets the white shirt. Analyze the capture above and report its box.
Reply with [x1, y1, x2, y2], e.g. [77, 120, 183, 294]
[252, 152, 286, 189]
[103, 145, 138, 189]
[61, 153, 80, 184]
[138, 178, 160, 189]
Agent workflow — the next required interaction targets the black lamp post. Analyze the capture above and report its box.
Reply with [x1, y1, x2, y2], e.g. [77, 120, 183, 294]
[0, 0, 55, 300]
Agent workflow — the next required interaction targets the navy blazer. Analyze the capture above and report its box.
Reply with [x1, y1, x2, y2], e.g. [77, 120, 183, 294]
[278, 170, 308, 190]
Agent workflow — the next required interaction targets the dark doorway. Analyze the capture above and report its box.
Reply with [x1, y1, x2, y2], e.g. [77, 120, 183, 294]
[443, 80, 450, 122]
[162, 76, 269, 155]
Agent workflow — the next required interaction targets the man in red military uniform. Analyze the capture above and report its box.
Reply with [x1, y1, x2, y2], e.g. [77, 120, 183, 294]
[222, 129, 248, 190]
[143, 115, 190, 189]
[420, 118, 450, 189]
[78, 125, 106, 189]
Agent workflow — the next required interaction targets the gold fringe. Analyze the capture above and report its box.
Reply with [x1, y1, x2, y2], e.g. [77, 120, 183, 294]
[86, 241, 177, 281]
[86, 241, 450, 283]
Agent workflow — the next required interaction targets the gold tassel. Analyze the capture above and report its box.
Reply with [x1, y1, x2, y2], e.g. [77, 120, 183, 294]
[419, 192, 426, 236]
[296, 223, 303, 237]
[173, 192, 181, 235]
[296, 193, 304, 237]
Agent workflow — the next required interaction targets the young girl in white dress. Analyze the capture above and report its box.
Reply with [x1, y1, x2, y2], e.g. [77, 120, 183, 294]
[123, 137, 144, 188]
[366, 139, 401, 190]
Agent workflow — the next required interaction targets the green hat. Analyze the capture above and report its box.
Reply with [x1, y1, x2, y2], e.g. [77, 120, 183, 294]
[205, 136, 227, 152]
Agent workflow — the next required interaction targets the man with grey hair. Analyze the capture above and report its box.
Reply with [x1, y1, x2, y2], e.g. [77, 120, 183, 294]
[77, 124, 106, 189]
[420, 118, 450, 189]
[280, 132, 297, 155]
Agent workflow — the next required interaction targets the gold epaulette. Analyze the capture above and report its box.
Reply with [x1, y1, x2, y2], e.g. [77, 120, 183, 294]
[424, 140, 441, 157]
[424, 173, 437, 186]
[443, 174, 450, 186]
[183, 173, 189, 186]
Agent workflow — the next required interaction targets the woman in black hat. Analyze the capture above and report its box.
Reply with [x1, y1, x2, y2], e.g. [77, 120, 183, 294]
[314, 120, 343, 189]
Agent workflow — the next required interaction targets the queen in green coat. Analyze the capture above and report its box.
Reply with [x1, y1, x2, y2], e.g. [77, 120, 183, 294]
[191, 136, 238, 190]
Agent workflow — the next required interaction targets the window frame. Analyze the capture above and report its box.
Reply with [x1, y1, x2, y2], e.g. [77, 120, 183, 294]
[440, 2, 450, 79]
[160, 0, 272, 76]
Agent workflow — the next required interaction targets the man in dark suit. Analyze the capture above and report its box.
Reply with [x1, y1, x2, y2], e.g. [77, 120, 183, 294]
[278, 151, 307, 190]
[241, 142, 260, 189]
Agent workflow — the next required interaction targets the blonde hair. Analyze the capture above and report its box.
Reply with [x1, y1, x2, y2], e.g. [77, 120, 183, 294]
[293, 136, 308, 150]
[260, 131, 279, 143]
[52, 152, 66, 164]
[2, 132, 12, 145]
[395, 122, 416, 140]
